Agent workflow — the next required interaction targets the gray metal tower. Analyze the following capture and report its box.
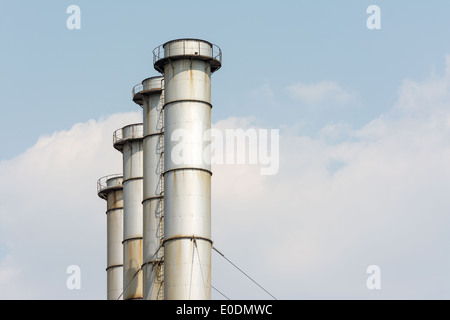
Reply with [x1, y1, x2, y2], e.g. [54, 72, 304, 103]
[113, 124, 144, 300]
[97, 174, 124, 300]
[133, 76, 165, 300]
[153, 38, 222, 300]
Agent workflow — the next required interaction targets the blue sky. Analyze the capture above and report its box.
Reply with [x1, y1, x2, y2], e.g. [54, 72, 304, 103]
[3, 0, 450, 160]
[1, 1, 450, 300]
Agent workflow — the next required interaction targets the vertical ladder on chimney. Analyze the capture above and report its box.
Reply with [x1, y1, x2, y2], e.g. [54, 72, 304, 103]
[156, 88, 165, 300]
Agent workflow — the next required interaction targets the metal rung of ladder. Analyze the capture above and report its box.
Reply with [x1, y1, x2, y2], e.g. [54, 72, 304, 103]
[155, 197, 164, 261]
[156, 200, 164, 235]
[156, 91, 165, 299]
[154, 259, 164, 284]
[159, 153, 164, 196]
[156, 274, 164, 300]
[157, 92, 164, 131]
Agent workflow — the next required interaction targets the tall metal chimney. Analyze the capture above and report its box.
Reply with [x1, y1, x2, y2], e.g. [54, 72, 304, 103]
[153, 38, 222, 300]
[97, 174, 124, 300]
[113, 124, 144, 300]
[132, 76, 165, 300]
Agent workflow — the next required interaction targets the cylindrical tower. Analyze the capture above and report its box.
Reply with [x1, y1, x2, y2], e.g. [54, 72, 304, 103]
[113, 124, 144, 300]
[132, 76, 165, 300]
[97, 174, 124, 300]
[153, 38, 222, 300]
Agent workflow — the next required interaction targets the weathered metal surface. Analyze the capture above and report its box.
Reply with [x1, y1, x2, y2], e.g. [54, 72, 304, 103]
[106, 189, 123, 211]
[142, 198, 164, 300]
[153, 38, 221, 300]
[164, 60, 211, 104]
[123, 178, 143, 240]
[164, 169, 211, 238]
[107, 206, 123, 271]
[164, 238, 211, 300]
[123, 238, 143, 299]
[106, 265, 123, 301]
[114, 124, 144, 300]
[143, 137, 164, 199]
[97, 174, 124, 300]
[142, 258, 164, 300]
[164, 101, 212, 172]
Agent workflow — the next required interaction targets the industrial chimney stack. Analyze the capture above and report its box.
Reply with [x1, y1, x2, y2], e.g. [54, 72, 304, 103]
[113, 124, 144, 300]
[97, 38, 221, 301]
[153, 38, 222, 300]
[133, 76, 165, 300]
[97, 175, 124, 300]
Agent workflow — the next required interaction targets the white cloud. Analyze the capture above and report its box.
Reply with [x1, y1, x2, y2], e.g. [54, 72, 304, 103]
[395, 55, 450, 118]
[211, 58, 450, 299]
[249, 82, 275, 100]
[0, 255, 21, 287]
[287, 80, 356, 105]
[0, 111, 141, 299]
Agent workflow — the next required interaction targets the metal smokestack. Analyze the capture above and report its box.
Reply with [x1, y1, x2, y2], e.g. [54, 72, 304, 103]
[153, 38, 222, 300]
[113, 124, 144, 300]
[97, 174, 124, 300]
[132, 76, 165, 300]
